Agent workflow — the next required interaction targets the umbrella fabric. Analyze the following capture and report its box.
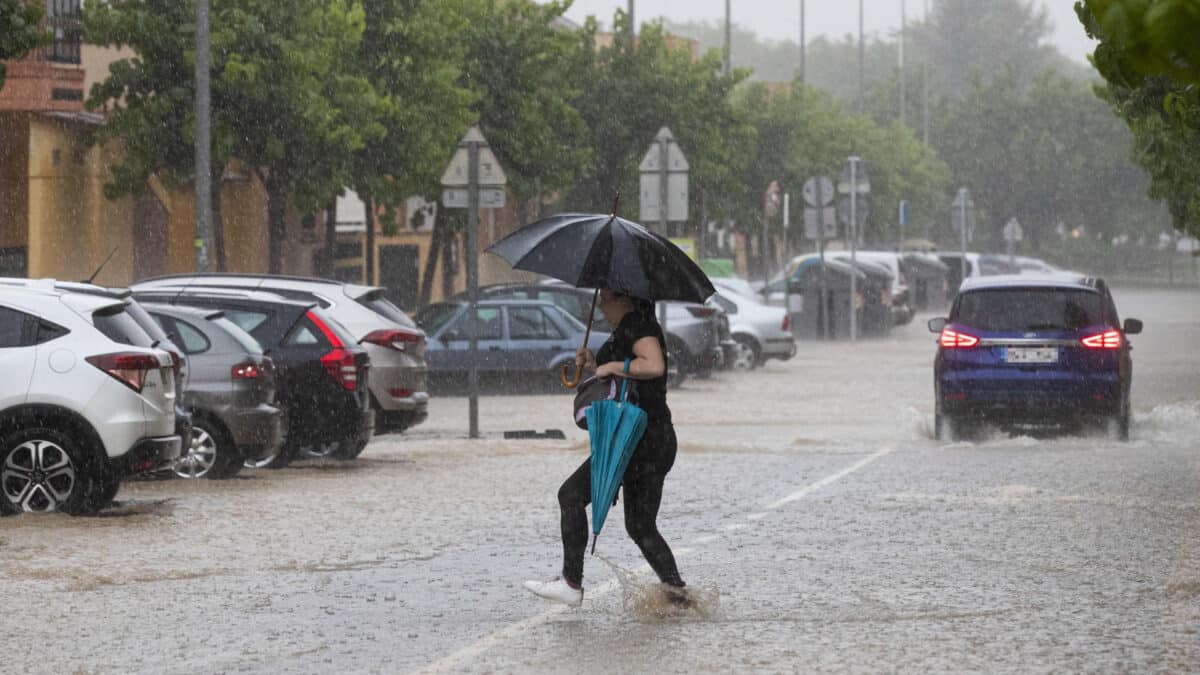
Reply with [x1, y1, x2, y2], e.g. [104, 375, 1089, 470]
[586, 365, 647, 553]
[486, 212, 715, 304]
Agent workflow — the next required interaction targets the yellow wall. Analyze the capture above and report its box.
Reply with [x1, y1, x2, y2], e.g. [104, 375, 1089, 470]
[0, 114, 29, 249]
[26, 116, 134, 284]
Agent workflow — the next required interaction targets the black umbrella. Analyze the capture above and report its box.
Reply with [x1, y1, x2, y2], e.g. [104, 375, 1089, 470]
[486, 210, 715, 387]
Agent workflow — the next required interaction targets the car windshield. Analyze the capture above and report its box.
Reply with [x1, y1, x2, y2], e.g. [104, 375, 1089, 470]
[954, 288, 1105, 332]
[414, 303, 461, 333]
[92, 303, 157, 347]
[356, 290, 416, 328]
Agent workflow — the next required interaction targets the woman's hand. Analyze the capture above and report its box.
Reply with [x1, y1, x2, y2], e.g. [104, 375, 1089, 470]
[575, 347, 597, 374]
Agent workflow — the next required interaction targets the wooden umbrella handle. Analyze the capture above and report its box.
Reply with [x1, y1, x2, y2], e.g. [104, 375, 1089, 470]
[561, 289, 600, 389]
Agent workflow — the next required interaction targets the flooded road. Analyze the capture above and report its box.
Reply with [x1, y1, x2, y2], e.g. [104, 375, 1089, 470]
[2, 286, 1198, 673]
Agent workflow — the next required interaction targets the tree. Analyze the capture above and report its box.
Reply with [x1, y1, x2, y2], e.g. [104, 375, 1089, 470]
[0, 0, 49, 93]
[86, 0, 385, 273]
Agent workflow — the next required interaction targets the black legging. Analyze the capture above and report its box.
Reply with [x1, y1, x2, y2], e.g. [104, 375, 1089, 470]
[558, 422, 684, 587]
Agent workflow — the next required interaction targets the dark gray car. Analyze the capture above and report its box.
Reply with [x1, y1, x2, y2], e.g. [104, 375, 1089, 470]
[143, 304, 285, 479]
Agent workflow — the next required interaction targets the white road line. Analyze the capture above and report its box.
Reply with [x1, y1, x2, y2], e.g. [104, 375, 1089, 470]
[417, 445, 895, 674]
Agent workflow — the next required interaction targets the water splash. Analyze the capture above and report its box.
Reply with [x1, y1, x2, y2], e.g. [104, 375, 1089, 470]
[594, 554, 719, 622]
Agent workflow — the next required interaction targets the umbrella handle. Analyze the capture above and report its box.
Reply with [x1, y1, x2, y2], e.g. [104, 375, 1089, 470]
[561, 289, 600, 389]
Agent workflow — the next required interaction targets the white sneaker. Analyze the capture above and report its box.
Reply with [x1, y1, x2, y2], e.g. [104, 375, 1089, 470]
[523, 577, 583, 607]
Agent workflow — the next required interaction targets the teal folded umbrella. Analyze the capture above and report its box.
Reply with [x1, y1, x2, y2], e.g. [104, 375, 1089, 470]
[586, 359, 648, 554]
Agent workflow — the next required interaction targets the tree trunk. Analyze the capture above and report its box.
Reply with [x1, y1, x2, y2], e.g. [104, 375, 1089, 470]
[419, 204, 447, 306]
[321, 197, 338, 278]
[211, 167, 227, 272]
[262, 168, 287, 274]
[365, 195, 376, 285]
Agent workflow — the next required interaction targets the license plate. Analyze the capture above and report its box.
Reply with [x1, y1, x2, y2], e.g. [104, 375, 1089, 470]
[1004, 347, 1058, 364]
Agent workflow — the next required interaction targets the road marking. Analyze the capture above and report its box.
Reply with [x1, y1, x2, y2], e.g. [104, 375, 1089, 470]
[417, 445, 895, 674]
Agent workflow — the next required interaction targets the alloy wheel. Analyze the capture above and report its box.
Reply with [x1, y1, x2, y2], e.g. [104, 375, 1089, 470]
[731, 341, 756, 370]
[2, 440, 77, 512]
[175, 427, 218, 479]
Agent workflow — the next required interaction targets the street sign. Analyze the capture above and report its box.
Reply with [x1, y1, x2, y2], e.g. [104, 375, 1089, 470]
[802, 176, 835, 207]
[837, 195, 870, 228]
[1003, 217, 1023, 242]
[803, 206, 837, 240]
[837, 162, 871, 194]
[441, 127, 508, 188]
[442, 187, 505, 209]
[638, 126, 689, 224]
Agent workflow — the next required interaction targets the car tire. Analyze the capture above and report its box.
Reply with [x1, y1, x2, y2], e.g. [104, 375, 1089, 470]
[89, 467, 121, 510]
[1111, 395, 1131, 442]
[244, 440, 297, 470]
[299, 442, 341, 460]
[0, 426, 100, 515]
[332, 439, 368, 460]
[730, 335, 760, 371]
[666, 339, 688, 389]
[177, 419, 243, 480]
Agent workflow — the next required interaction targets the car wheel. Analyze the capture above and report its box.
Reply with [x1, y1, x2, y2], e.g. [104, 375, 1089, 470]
[176, 421, 242, 480]
[1110, 395, 1131, 442]
[730, 335, 759, 371]
[89, 468, 121, 510]
[299, 442, 340, 460]
[244, 441, 296, 470]
[332, 439, 368, 460]
[0, 427, 99, 515]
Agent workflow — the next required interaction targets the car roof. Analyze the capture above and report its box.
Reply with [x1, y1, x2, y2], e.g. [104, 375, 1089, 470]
[959, 273, 1101, 292]
[137, 273, 380, 300]
[0, 279, 132, 313]
[140, 302, 226, 322]
[132, 287, 315, 309]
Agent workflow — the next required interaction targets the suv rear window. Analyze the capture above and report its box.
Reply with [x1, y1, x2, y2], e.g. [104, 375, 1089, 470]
[954, 288, 1106, 332]
[92, 304, 156, 347]
[357, 290, 416, 328]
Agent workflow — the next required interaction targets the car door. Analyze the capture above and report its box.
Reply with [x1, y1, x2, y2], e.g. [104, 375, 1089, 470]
[0, 305, 38, 408]
[436, 306, 505, 374]
[506, 305, 571, 372]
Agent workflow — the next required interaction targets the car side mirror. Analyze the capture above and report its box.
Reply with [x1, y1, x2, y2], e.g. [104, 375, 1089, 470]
[1123, 318, 1142, 335]
[928, 317, 947, 333]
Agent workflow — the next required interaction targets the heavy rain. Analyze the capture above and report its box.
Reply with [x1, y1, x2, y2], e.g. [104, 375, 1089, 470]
[1, 0, 1199, 673]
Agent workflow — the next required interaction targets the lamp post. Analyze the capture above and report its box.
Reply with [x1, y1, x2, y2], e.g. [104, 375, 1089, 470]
[194, 0, 212, 272]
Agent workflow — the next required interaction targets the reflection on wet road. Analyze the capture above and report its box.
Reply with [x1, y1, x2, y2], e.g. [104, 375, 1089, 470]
[1, 287, 1197, 673]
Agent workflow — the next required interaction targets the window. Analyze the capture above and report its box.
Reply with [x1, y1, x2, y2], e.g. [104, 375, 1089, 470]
[36, 320, 68, 345]
[415, 303, 462, 334]
[92, 305, 155, 347]
[356, 290, 416, 328]
[171, 318, 211, 355]
[954, 289, 1105, 332]
[509, 307, 565, 340]
[46, 0, 82, 65]
[712, 294, 737, 314]
[0, 307, 29, 348]
[446, 308, 502, 341]
[284, 319, 323, 346]
[224, 310, 271, 336]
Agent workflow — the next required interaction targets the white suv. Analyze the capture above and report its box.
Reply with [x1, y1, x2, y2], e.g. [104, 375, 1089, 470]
[133, 275, 429, 435]
[0, 282, 181, 514]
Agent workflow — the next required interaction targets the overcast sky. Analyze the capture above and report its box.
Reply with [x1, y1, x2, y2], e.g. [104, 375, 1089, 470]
[559, 0, 1096, 64]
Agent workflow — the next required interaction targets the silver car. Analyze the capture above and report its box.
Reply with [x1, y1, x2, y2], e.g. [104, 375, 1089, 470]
[708, 290, 796, 369]
[133, 275, 428, 435]
[143, 304, 285, 479]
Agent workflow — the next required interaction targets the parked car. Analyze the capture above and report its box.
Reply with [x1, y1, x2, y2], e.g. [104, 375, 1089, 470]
[414, 299, 610, 388]
[457, 282, 722, 386]
[0, 282, 181, 514]
[900, 253, 951, 311]
[134, 275, 427, 435]
[131, 288, 373, 468]
[929, 273, 1142, 440]
[827, 251, 913, 326]
[708, 290, 795, 369]
[143, 304, 285, 479]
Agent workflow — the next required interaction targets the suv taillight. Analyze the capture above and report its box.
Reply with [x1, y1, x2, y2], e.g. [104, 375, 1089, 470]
[1081, 330, 1121, 349]
[939, 328, 979, 348]
[86, 352, 162, 393]
[232, 362, 264, 380]
[687, 306, 716, 318]
[308, 311, 360, 391]
[781, 314, 790, 332]
[362, 328, 422, 352]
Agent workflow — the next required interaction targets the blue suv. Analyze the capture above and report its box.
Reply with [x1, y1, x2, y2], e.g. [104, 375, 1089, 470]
[929, 274, 1142, 440]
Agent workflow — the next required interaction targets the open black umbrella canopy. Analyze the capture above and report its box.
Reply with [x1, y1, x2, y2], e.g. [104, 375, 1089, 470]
[486, 212, 715, 304]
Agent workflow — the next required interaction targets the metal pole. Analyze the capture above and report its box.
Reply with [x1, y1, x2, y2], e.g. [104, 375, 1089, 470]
[819, 227, 828, 339]
[467, 141, 480, 439]
[857, 0, 864, 113]
[194, 0, 212, 273]
[628, 0, 635, 47]
[799, 0, 805, 84]
[658, 136, 668, 236]
[849, 157, 858, 342]
[922, 62, 929, 144]
[899, 0, 906, 127]
[724, 0, 732, 75]
[783, 192, 790, 263]
[959, 188, 967, 283]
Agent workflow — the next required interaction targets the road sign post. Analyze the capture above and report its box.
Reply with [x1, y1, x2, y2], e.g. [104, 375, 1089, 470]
[839, 157, 870, 342]
[952, 188, 974, 282]
[442, 127, 507, 439]
[1003, 217, 1023, 269]
[803, 175, 836, 339]
[639, 127, 688, 333]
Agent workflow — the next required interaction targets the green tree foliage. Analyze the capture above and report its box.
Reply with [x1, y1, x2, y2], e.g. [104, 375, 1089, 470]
[1077, 0, 1200, 238]
[86, 0, 385, 272]
[570, 12, 752, 223]
[0, 0, 49, 92]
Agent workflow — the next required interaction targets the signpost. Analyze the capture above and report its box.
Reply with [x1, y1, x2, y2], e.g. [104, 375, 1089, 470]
[441, 126, 507, 439]
[639, 127, 688, 334]
[838, 157, 870, 341]
[802, 175, 836, 339]
[1003, 217, 1023, 269]
[898, 199, 909, 251]
[952, 187, 975, 282]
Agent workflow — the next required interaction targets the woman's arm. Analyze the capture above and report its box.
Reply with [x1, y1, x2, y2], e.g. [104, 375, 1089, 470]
[596, 336, 665, 380]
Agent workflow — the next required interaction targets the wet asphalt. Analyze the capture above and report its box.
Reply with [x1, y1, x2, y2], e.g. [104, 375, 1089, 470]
[1, 286, 1197, 673]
